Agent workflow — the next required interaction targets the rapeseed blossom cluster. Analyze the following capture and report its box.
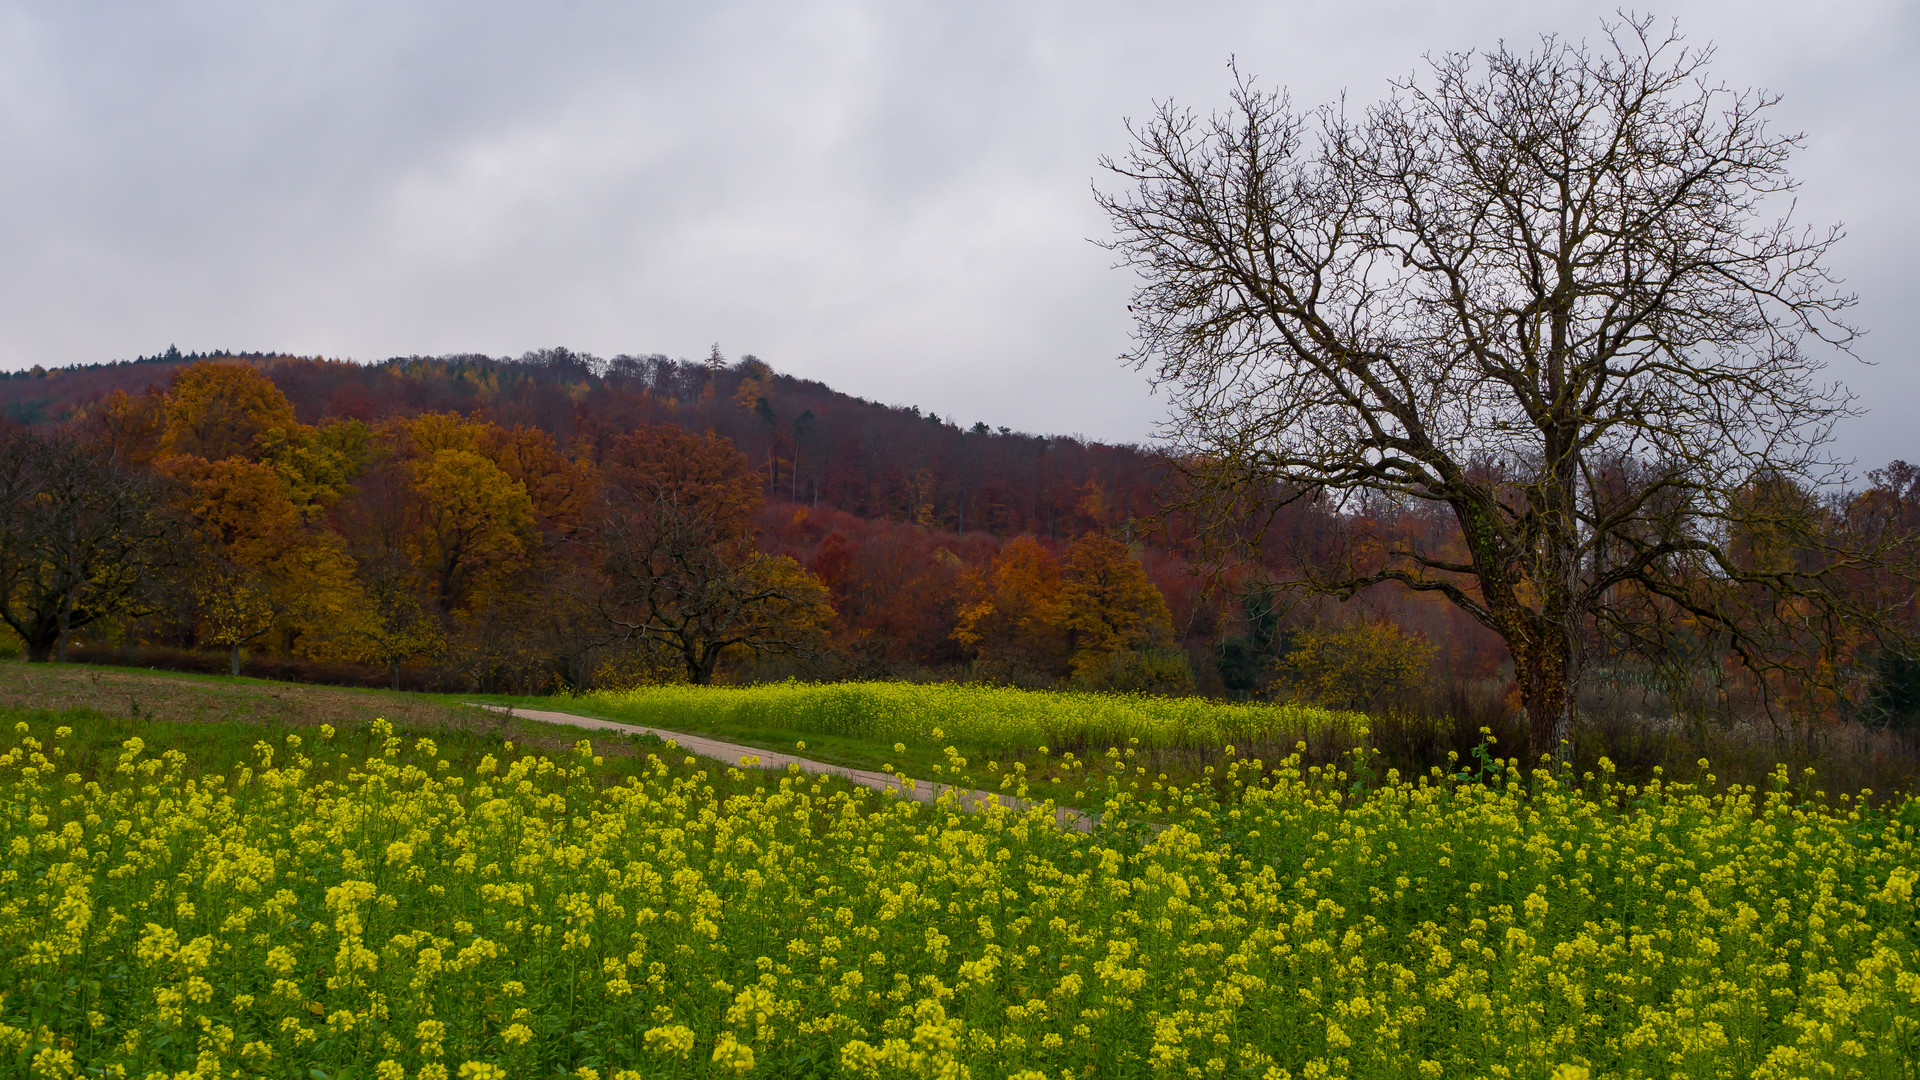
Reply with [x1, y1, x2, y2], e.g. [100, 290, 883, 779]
[582, 680, 1362, 751]
[0, 718, 1915, 1078]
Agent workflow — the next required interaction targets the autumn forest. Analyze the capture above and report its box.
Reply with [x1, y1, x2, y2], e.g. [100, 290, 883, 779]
[3, 347, 1917, 749]
[0, 349, 1314, 696]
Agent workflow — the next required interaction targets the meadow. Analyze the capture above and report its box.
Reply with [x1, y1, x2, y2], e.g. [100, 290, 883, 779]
[2, 703, 1915, 1079]
[569, 681, 1362, 755]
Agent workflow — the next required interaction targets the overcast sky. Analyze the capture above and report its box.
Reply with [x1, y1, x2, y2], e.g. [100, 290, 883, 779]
[1, 1, 1913, 466]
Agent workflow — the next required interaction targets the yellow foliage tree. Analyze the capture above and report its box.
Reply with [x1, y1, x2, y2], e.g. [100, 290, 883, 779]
[394, 411, 487, 456]
[336, 548, 444, 688]
[1058, 532, 1173, 679]
[406, 448, 536, 613]
[160, 363, 300, 461]
[390, 412, 589, 530]
[259, 418, 368, 516]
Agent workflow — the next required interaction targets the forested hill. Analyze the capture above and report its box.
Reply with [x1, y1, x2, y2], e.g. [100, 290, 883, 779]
[2, 347, 1168, 543]
[3, 347, 1518, 690]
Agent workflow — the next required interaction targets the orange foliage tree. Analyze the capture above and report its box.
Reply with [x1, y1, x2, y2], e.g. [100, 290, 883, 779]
[162, 455, 362, 673]
[98, 362, 368, 507]
[478, 423, 595, 532]
[773, 510, 977, 671]
[953, 536, 1068, 676]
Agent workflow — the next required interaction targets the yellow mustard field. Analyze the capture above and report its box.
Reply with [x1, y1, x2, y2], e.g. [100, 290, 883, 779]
[575, 681, 1362, 751]
[2, 718, 1917, 1080]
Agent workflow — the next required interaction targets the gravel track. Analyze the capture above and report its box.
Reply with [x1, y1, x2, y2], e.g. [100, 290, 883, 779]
[473, 703, 1095, 831]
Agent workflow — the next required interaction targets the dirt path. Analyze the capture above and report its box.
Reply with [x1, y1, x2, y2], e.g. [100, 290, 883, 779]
[477, 703, 1094, 832]
[0, 665, 1097, 830]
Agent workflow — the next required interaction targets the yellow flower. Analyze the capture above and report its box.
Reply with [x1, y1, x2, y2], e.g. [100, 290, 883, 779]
[712, 1032, 756, 1073]
[643, 1024, 696, 1058]
[30, 1046, 75, 1078]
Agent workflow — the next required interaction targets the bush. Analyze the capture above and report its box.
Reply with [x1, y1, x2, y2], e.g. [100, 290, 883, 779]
[1272, 621, 1435, 710]
[1070, 647, 1196, 694]
[591, 637, 689, 689]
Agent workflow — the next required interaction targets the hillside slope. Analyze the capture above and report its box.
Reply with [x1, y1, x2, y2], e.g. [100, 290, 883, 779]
[4, 346, 1173, 544]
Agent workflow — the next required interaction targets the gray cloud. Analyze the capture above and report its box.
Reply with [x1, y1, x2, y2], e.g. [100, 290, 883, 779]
[1, 0, 1913, 466]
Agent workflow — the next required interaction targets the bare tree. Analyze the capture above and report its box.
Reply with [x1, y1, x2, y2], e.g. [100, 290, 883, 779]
[1099, 18, 1886, 752]
[582, 423, 832, 685]
[0, 427, 173, 661]
[589, 486, 832, 684]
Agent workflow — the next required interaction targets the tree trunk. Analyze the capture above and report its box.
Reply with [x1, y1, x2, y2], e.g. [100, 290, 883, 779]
[24, 633, 55, 663]
[55, 591, 75, 663]
[1517, 628, 1574, 759]
[390, 659, 401, 691]
[689, 644, 723, 685]
[229, 644, 243, 677]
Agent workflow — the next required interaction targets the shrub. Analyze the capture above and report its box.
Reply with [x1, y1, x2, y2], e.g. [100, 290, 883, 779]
[1069, 647, 1196, 695]
[1272, 620, 1436, 710]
